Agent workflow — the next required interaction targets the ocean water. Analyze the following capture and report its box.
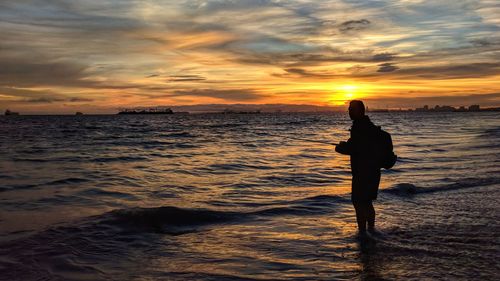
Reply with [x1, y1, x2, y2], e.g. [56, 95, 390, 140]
[0, 112, 499, 280]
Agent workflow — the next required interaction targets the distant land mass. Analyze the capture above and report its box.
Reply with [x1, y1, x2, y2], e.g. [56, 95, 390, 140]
[160, 103, 500, 114]
[167, 104, 343, 113]
[3, 103, 499, 115]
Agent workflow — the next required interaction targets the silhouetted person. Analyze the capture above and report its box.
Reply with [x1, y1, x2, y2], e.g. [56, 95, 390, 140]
[336, 100, 381, 236]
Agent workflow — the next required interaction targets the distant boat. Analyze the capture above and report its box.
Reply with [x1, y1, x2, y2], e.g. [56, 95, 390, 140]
[118, 107, 174, 115]
[5, 109, 19, 116]
[75, 112, 83, 115]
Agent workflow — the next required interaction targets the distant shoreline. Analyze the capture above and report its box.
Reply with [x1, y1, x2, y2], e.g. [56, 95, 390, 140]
[2, 110, 499, 116]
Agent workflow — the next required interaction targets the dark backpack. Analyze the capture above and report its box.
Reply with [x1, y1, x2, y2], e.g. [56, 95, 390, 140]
[377, 127, 397, 169]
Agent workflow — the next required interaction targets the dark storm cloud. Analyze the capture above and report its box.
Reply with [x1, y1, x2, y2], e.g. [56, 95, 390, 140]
[377, 63, 399, 73]
[170, 89, 266, 101]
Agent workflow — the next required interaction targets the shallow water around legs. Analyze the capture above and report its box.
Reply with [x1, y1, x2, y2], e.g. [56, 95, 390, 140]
[1, 112, 499, 280]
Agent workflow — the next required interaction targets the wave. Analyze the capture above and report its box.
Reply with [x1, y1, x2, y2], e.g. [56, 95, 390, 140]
[382, 177, 500, 196]
[161, 132, 195, 138]
[77, 188, 136, 199]
[104, 194, 347, 233]
[11, 157, 50, 163]
[92, 156, 149, 163]
[0, 192, 349, 280]
[257, 173, 343, 187]
[0, 177, 91, 193]
[479, 126, 500, 138]
[0, 196, 348, 279]
[2, 194, 349, 243]
[394, 157, 420, 163]
[46, 177, 90, 185]
[205, 163, 273, 172]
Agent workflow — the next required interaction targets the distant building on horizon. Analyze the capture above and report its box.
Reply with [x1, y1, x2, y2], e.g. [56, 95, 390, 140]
[468, 105, 480, 111]
[118, 107, 174, 115]
[434, 105, 455, 112]
[416, 105, 429, 112]
[414, 104, 483, 112]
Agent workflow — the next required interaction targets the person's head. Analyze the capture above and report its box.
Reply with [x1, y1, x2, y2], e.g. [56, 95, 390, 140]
[348, 100, 365, 120]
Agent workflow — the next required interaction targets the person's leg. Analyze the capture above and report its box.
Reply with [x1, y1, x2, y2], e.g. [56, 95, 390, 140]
[366, 200, 375, 232]
[353, 200, 367, 233]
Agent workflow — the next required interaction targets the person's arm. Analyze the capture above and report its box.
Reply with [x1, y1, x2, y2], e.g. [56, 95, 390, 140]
[335, 138, 352, 155]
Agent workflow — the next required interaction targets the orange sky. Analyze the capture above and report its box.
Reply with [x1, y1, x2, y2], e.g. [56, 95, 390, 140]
[1, 1, 499, 113]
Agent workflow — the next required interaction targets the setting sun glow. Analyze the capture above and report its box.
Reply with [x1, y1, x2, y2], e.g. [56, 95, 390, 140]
[339, 85, 358, 99]
[328, 84, 366, 105]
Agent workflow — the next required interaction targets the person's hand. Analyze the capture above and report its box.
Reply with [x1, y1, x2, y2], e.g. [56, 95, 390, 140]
[335, 141, 350, 154]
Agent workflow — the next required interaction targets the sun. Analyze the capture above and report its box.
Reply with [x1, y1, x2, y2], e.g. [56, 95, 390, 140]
[327, 83, 367, 105]
[338, 84, 360, 100]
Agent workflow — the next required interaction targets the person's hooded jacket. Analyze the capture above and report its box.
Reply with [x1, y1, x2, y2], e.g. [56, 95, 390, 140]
[335, 115, 381, 200]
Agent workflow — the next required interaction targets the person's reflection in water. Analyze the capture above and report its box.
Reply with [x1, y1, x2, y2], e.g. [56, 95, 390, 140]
[359, 243, 386, 281]
[336, 100, 381, 237]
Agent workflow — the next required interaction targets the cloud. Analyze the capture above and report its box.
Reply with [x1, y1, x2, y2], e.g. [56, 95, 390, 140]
[372, 53, 396, 62]
[377, 63, 399, 72]
[366, 62, 500, 79]
[338, 19, 371, 32]
[363, 93, 500, 108]
[167, 75, 207, 82]
[22, 97, 93, 103]
[0, 86, 94, 103]
[235, 50, 401, 68]
[185, 0, 277, 13]
[0, 56, 92, 88]
[170, 89, 266, 101]
[0, 0, 499, 111]
[68, 97, 93, 102]
[274, 68, 338, 79]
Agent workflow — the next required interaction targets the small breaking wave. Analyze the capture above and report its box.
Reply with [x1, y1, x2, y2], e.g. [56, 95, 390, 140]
[383, 177, 500, 196]
[103, 194, 348, 233]
[2, 194, 349, 243]
[102, 206, 235, 233]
